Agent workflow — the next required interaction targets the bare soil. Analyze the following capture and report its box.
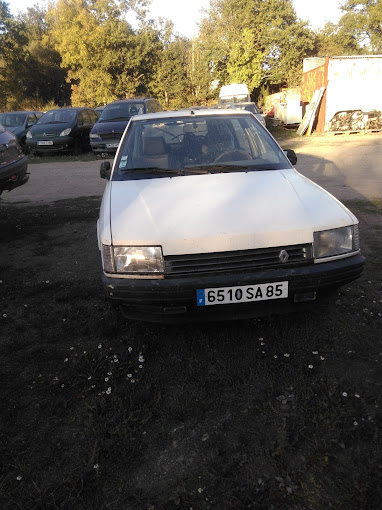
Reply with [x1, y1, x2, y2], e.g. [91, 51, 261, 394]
[0, 136, 381, 509]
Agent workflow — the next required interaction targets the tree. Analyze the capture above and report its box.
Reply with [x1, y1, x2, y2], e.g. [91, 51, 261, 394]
[198, 0, 316, 98]
[314, 21, 363, 57]
[337, 0, 382, 53]
[46, 0, 157, 106]
[20, 5, 71, 108]
[0, 1, 29, 108]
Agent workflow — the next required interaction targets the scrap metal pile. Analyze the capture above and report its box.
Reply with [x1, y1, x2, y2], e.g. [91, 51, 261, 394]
[328, 110, 382, 132]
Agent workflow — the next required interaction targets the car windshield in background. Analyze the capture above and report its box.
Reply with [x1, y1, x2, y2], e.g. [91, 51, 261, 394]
[0, 113, 27, 127]
[99, 103, 144, 122]
[37, 110, 77, 124]
[114, 113, 290, 180]
[234, 103, 261, 114]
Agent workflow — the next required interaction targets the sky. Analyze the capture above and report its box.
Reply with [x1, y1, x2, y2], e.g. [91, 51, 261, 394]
[9, 0, 344, 39]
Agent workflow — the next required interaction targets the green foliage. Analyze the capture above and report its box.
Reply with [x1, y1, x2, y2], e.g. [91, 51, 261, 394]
[314, 21, 363, 57]
[314, 1, 382, 56]
[0, 1, 29, 108]
[46, 0, 161, 106]
[226, 28, 263, 90]
[151, 35, 190, 108]
[2, 0, 381, 110]
[198, 0, 317, 96]
[339, 0, 382, 53]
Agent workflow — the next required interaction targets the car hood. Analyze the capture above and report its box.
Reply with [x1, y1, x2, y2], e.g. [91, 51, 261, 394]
[5, 126, 22, 135]
[30, 123, 73, 136]
[91, 119, 130, 136]
[105, 168, 356, 255]
[0, 130, 17, 146]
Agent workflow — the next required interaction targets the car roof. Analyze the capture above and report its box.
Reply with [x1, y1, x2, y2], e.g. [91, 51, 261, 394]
[107, 98, 155, 105]
[130, 108, 253, 122]
[0, 110, 43, 114]
[43, 107, 92, 112]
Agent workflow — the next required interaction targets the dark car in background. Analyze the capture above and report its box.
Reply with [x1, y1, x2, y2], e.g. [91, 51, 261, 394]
[0, 110, 43, 151]
[26, 107, 99, 155]
[229, 102, 266, 127]
[0, 123, 29, 195]
[90, 98, 163, 154]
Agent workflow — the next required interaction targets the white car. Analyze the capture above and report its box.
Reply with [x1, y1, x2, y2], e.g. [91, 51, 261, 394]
[97, 109, 364, 323]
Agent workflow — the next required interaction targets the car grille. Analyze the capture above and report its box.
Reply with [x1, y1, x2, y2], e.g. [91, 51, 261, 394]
[0, 145, 21, 165]
[36, 133, 56, 139]
[164, 244, 313, 277]
[102, 132, 122, 141]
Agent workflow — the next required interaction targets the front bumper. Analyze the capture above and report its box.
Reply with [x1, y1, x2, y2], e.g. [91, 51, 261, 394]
[26, 136, 74, 153]
[0, 156, 29, 193]
[101, 253, 365, 323]
[91, 141, 120, 154]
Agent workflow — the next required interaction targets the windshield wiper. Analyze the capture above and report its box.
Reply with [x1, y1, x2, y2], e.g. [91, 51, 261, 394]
[186, 164, 248, 173]
[120, 167, 184, 176]
[205, 164, 277, 173]
[38, 121, 65, 125]
[101, 117, 130, 122]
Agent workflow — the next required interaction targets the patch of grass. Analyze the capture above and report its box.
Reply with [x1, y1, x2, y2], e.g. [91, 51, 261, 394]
[27, 150, 113, 165]
[0, 200, 381, 509]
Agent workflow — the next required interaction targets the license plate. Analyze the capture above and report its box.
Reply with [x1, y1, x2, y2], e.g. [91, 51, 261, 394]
[106, 142, 119, 148]
[196, 281, 288, 306]
[37, 141, 53, 146]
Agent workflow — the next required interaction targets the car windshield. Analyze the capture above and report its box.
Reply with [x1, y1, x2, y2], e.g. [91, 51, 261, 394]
[0, 113, 26, 127]
[37, 109, 77, 124]
[98, 103, 144, 122]
[233, 103, 261, 114]
[113, 113, 291, 180]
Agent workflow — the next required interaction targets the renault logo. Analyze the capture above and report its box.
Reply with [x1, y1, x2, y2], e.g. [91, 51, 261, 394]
[279, 249, 289, 263]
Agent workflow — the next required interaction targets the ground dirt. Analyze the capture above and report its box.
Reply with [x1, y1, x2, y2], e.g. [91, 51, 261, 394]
[0, 133, 381, 509]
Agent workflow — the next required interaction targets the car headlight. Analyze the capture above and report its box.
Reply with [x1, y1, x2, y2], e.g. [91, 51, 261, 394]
[26, 131, 32, 139]
[102, 245, 164, 274]
[90, 133, 101, 140]
[60, 128, 71, 136]
[313, 225, 359, 259]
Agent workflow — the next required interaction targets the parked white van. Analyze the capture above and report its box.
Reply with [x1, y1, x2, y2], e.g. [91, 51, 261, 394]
[218, 84, 251, 104]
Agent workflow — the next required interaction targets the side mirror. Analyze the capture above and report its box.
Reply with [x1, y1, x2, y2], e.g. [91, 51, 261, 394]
[100, 161, 111, 180]
[283, 149, 297, 166]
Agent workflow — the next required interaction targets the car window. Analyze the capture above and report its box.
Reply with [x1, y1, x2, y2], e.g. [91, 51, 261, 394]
[114, 113, 290, 179]
[153, 100, 163, 112]
[0, 113, 26, 127]
[26, 115, 36, 127]
[37, 110, 77, 124]
[88, 110, 98, 123]
[80, 110, 92, 125]
[99, 102, 144, 121]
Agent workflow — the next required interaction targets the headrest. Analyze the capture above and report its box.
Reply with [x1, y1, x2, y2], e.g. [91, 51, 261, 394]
[143, 136, 166, 155]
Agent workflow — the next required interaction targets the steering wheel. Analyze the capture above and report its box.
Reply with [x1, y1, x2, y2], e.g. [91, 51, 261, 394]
[214, 150, 251, 163]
